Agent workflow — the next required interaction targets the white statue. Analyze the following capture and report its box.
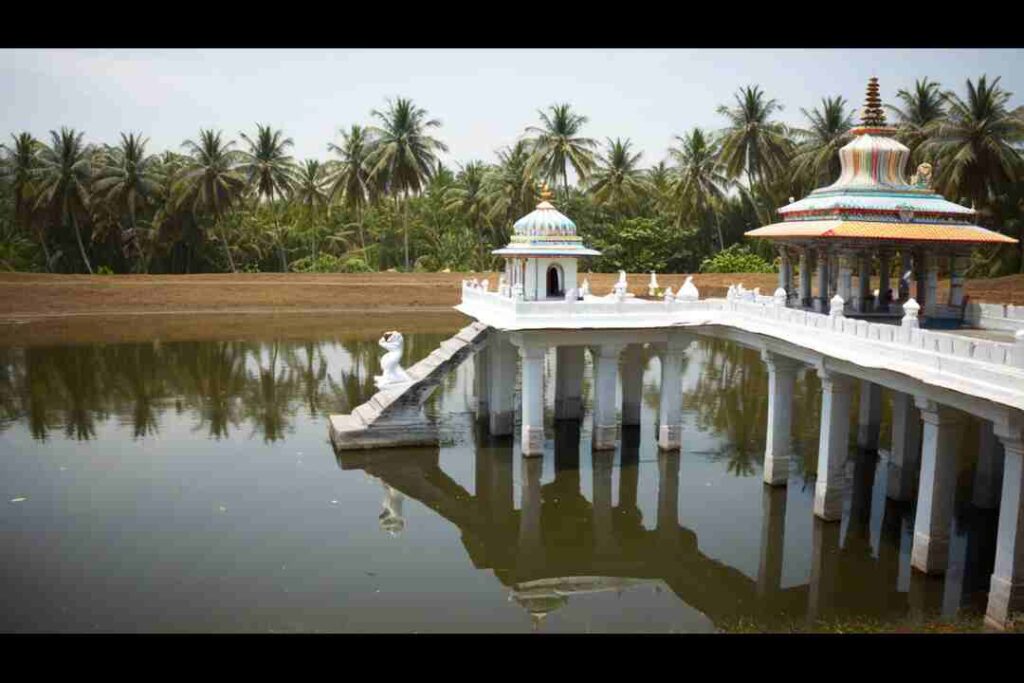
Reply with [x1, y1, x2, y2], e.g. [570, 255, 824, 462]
[679, 276, 699, 302]
[727, 284, 736, 301]
[648, 271, 660, 297]
[580, 278, 590, 297]
[480, 278, 489, 292]
[613, 270, 629, 300]
[663, 286, 675, 304]
[773, 287, 787, 307]
[374, 331, 412, 388]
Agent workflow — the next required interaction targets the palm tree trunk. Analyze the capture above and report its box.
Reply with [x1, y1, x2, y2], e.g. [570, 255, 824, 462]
[217, 216, 236, 273]
[402, 192, 410, 272]
[357, 204, 366, 253]
[70, 212, 93, 274]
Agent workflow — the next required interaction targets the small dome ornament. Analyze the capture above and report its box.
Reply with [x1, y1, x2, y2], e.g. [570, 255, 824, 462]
[539, 181, 554, 203]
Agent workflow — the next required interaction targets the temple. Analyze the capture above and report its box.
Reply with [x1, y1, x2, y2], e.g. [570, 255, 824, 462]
[492, 184, 601, 301]
[746, 77, 1016, 325]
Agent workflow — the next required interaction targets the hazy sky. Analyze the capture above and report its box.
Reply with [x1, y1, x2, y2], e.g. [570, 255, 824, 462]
[4, 48, 1024, 167]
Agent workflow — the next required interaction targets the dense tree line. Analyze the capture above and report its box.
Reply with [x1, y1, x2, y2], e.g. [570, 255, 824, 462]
[1, 76, 1023, 276]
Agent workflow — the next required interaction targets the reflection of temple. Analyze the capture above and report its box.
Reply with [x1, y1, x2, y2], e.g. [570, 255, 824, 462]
[335, 420, 997, 629]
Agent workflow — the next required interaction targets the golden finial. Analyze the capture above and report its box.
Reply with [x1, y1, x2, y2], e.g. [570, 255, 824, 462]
[539, 182, 553, 202]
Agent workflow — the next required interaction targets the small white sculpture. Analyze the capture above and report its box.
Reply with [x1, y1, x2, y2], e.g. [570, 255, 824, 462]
[773, 287, 787, 307]
[613, 270, 629, 301]
[481, 279, 489, 292]
[580, 278, 591, 297]
[663, 286, 675, 304]
[679, 276, 700, 302]
[830, 294, 845, 317]
[374, 331, 412, 388]
[648, 271, 660, 297]
[727, 284, 737, 301]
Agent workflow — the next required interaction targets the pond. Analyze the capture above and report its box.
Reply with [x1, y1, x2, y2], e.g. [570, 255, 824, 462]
[0, 316, 1000, 632]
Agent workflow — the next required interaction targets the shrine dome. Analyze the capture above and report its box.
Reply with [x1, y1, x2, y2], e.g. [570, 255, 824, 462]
[492, 185, 601, 258]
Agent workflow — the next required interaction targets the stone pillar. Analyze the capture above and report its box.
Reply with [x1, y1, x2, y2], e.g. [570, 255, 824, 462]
[799, 248, 812, 308]
[592, 450, 616, 556]
[925, 253, 940, 318]
[949, 254, 969, 308]
[899, 251, 913, 302]
[488, 334, 517, 436]
[986, 420, 1024, 629]
[887, 391, 923, 502]
[911, 398, 964, 575]
[554, 346, 585, 421]
[620, 344, 645, 427]
[878, 251, 892, 312]
[657, 449, 681, 543]
[657, 337, 689, 450]
[974, 420, 1005, 509]
[519, 343, 547, 456]
[474, 344, 491, 420]
[762, 350, 800, 486]
[814, 367, 855, 521]
[815, 248, 830, 313]
[778, 247, 788, 294]
[857, 380, 882, 452]
[757, 485, 788, 600]
[591, 344, 625, 451]
[857, 252, 871, 313]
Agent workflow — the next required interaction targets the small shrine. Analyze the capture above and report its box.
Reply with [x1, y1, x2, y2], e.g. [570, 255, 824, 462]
[492, 184, 601, 301]
[745, 77, 1017, 324]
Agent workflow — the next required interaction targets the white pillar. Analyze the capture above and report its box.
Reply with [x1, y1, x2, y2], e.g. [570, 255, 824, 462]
[814, 367, 855, 521]
[554, 346, 584, 421]
[657, 337, 689, 450]
[488, 335, 517, 436]
[887, 391, 923, 502]
[592, 450, 616, 556]
[474, 344, 490, 420]
[757, 484, 788, 599]
[762, 350, 800, 486]
[799, 248, 811, 307]
[815, 248, 830, 313]
[620, 344, 645, 427]
[974, 420, 1005, 509]
[519, 343, 547, 456]
[877, 251, 892, 312]
[949, 254, 969, 308]
[986, 419, 1024, 629]
[857, 380, 882, 452]
[911, 398, 964, 575]
[591, 344, 625, 451]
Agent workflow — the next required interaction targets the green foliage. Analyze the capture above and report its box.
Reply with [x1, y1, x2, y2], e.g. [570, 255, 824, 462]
[699, 243, 776, 274]
[339, 256, 373, 273]
[96, 265, 115, 275]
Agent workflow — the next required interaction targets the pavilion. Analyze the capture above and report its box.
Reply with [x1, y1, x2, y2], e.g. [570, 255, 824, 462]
[745, 77, 1017, 324]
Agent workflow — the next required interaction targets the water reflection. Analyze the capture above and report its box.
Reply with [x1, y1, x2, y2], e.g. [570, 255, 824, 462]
[0, 334, 447, 443]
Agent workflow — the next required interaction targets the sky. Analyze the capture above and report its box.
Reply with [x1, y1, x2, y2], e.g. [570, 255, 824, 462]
[3, 48, 1024, 169]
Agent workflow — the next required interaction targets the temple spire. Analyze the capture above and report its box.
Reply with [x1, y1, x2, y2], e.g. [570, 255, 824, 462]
[860, 77, 887, 127]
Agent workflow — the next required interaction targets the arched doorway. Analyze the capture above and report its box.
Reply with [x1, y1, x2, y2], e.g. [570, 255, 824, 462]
[546, 265, 564, 298]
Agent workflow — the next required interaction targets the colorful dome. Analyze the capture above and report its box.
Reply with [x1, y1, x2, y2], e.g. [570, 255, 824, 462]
[513, 200, 577, 236]
[746, 77, 1016, 246]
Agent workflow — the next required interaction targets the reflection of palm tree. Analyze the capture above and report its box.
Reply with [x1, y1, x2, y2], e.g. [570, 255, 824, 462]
[176, 341, 249, 439]
[108, 343, 166, 438]
[244, 341, 297, 443]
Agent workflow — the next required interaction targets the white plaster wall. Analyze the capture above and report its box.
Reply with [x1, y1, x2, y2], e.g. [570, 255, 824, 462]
[526, 257, 578, 300]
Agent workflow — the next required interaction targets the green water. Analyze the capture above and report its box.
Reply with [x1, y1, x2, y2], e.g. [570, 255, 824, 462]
[0, 324, 999, 632]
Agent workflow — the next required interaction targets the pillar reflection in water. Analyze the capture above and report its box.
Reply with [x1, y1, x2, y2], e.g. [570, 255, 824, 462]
[757, 485, 787, 601]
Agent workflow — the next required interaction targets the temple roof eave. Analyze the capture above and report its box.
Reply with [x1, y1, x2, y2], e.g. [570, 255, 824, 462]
[492, 246, 602, 258]
[745, 220, 1017, 245]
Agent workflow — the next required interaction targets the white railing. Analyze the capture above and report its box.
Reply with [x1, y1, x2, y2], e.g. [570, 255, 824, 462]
[460, 279, 1024, 373]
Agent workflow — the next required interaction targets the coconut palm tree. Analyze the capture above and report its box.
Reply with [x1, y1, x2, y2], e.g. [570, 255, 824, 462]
[921, 76, 1024, 211]
[525, 103, 597, 195]
[293, 159, 331, 263]
[483, 141, 537, 247]
[238, 124, 296, 271]
[444, 161, 490, 268]
[885, 78, 946, 163]
[365, 97, 448, 271]
[327, 124, 376, 252]
[669, 128, 731, 251]
[175, 129, 247, 272]
[0, 133, 50, 269]
[33, 128, 95, 273]
[791, 96, 855, 186]
[92, 133, 164, 271]
[587, 137, 648, 212]
[716, 85, 793, 223]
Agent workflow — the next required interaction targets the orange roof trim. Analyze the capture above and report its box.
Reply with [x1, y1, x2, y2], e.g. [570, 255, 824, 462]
[745, 220, 1017, 244]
